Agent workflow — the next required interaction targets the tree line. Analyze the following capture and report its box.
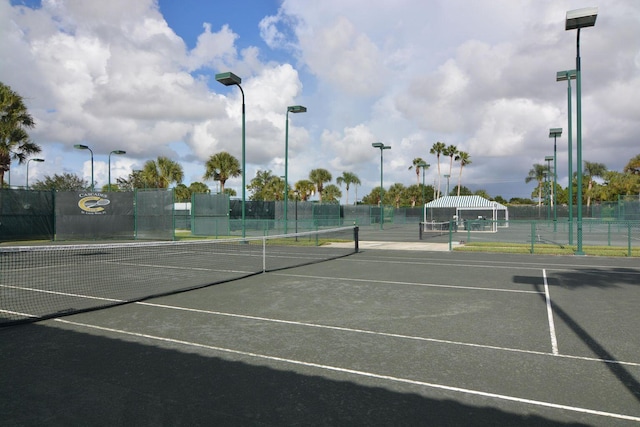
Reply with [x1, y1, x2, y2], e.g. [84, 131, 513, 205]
[526, 155, 640, 207]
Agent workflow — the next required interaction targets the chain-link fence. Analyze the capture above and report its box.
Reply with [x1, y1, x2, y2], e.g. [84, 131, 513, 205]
[442, 219, 640, 256]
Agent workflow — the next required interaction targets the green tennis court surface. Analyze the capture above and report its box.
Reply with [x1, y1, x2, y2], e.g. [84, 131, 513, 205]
[1, 227, 639, 425]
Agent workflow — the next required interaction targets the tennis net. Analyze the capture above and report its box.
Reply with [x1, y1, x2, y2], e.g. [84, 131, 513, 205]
[0, 226, 359, 326]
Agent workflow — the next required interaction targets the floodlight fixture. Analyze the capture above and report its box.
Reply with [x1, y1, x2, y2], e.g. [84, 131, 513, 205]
[549, 128, 562, 138]
[565, 7, 598, 30]
[215, 72, 242, 86]
[556, 70, 577, 82]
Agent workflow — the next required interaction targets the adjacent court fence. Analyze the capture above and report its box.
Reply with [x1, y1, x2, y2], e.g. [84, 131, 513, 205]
[2, 187, 638, 243]
[420, 219, 640, 256]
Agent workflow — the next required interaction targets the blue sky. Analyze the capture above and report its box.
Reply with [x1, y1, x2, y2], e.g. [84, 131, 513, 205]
[2, 0, 639, 202]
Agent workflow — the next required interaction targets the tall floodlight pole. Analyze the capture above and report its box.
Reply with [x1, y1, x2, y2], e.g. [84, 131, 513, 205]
[418, 161, 429, 205]
[74, 144, 94, 191]
[216, 72, 246, 238]
[372, 142, 391, 230]
[108, 150, 126, 192]
[549, 129, 562, 232]
[545, 156, 554, 221]
[284, 105, 307, 234]
[556, 70, 576, 244]
[26, 158, 44, 189]
[566, 7, 597, 255]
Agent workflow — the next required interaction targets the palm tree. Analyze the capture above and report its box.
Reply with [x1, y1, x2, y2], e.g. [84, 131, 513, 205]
[294, 179, 315, 201]
[247, 170, 276, 200]
[443, 144, 458, 183]
[0, 82, 40, 187]
[142, 156, 184, 189]
[336, 171, 361, 205]
[525, 164, 547, 207]
[430, 142, 446, 198]
[623, 154, 640, 175]
[454, 151, 471, 196]
[204, 151, 241, 194]
[321, 184, 342, 203]
[385, 183, 405, 208]
[408, 157, 428, 186]
[583, 161, 607, 209]
[309, 168, 332, 203]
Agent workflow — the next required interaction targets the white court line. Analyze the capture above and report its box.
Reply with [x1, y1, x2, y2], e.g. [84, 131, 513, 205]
[1, 284, 123, 302]
[347, 256, 640, 273]
[273, 273, 541, 294]
[543, 269, 560, 356]
[52, 318, 640, 423]
[135, 301, 640, 368]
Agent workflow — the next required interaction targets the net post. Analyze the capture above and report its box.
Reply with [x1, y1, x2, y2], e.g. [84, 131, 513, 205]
[419, 222, 423, 240]
[448, 220, 453, 251]
[354, 226, 359, 253]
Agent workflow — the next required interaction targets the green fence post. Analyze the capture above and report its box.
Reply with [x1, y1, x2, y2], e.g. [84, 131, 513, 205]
[628, 222, 632, 257]
[530, 221, 536, 254]
[134, 188, 138, 240]
[608, 222, 611, 246]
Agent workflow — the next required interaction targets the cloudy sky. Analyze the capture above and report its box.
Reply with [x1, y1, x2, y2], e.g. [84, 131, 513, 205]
[2, 0, 639, 201]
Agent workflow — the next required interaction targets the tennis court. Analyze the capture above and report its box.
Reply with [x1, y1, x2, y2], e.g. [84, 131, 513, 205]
[1, 226, 639, 425]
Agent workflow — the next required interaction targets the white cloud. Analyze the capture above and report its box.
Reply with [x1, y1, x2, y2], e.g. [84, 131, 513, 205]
[2, 0, 639, 202]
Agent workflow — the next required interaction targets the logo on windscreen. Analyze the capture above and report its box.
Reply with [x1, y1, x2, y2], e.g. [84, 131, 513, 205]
[78, 193, 110, 215]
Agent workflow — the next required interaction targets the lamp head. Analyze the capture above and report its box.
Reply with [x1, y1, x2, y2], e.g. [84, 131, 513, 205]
[215, 72, 242, 86]
[418, 162, 429, 168]
[556, 70, 577, 81]
[32, 158, 45, 163]
[74, 144, 89, 150]
[566, 7, 598, 30]
[372, 142, 384, 149]
[112, 150, 127, 155]
[287, 105, 307, 113]
[545, 156, 554, 162]
[549, 128, 563, 138]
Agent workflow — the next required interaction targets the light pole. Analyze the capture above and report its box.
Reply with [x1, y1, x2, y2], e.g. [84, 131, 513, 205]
[216, 71, 246, 238]
[545, 156, 554, 221]
[74, 144, 94, 191]
[556, 70, 576, 244]
[372, 142, 391, 230]
[284, 105, 307, 234]
[108, 150, 126, 192]
[549, 128, 562, 231]
[418, 161, 429, 205]
[566, 7, 597, 255]
[26, 158, 44, 189]
[444, 174, 450, 196]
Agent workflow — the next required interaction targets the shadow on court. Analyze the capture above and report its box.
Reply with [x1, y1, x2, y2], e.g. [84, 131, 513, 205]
[1, 323, 587, 426]
[514, 275, 640, 406]
[550, 268, 640, 290]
